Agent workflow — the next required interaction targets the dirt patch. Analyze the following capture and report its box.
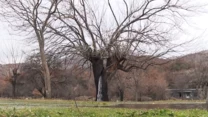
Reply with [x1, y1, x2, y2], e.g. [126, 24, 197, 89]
[112, 103, 206, 109]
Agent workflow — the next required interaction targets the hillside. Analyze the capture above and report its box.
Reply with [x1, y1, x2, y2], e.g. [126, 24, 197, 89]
[165, 50, 208, 94]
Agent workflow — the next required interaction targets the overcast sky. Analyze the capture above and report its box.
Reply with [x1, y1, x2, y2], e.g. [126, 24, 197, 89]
[1, 0, 208, 63]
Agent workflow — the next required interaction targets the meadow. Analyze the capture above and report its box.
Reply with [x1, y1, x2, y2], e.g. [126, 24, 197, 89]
[0, 99, 207, 117]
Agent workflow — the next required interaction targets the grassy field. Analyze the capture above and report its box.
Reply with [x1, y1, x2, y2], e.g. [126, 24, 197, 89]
[0, 99, 207, 117]
[1, 107, 208, 117]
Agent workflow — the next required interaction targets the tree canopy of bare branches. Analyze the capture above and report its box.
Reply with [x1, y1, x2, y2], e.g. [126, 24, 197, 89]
[0, 0, 201, 101]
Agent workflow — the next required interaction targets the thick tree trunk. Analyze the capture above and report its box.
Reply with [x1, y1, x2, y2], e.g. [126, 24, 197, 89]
[12, 74, 18, 98]
[135, 92, 138, 101]
[206, 86, 208, 110]
[119, 89, 124, 101]
[39, 45, 51, 98]
[97, 76, 103, 101]
[12, 81, 16, 98]
[135, 85, 138, 101]
[92, 58, 109, 101]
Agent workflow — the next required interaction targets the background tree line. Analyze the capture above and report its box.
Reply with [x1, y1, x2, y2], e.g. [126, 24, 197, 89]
[1, 50, 208, 101]
[0, 51, 168, 101]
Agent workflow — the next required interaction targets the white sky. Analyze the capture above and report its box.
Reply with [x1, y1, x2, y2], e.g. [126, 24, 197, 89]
[0, 22, 30, 64]
[1, 0, 208, 63]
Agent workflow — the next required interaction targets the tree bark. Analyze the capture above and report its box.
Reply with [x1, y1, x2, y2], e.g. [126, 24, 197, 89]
[12, 70, 18, 98]
[135, 85, 139, 101]
[135, 92, 138, 101]
[91, 58, 109, 101]
[206, 85, 208, 110]
[12, 80, 16, 98]
[39, 45, 51, 98]
[97, 76, 103, 101]
[119, 89, 124, 101]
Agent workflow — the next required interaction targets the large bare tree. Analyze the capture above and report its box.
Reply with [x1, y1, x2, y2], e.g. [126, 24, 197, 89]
[47, 0, 199, 101]
[0, 0, 61, 98]
[0, 0, 201, 101]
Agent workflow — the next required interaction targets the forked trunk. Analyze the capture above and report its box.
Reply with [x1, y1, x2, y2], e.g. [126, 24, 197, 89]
[92, 58, 109, 101]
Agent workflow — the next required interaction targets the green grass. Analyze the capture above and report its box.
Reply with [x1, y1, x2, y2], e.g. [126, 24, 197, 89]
[0, 98, 114, 109]
[0, 108, 208, 117]
[0, 99, 207, 117]
[0, 98, 205, 106]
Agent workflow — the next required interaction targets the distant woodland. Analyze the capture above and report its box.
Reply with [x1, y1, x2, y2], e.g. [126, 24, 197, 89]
[0, 51, 207, 101]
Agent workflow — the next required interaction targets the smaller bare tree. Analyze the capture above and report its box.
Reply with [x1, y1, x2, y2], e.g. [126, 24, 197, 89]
[0, 0, 61, 98]
[0, 45, 23, 98]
